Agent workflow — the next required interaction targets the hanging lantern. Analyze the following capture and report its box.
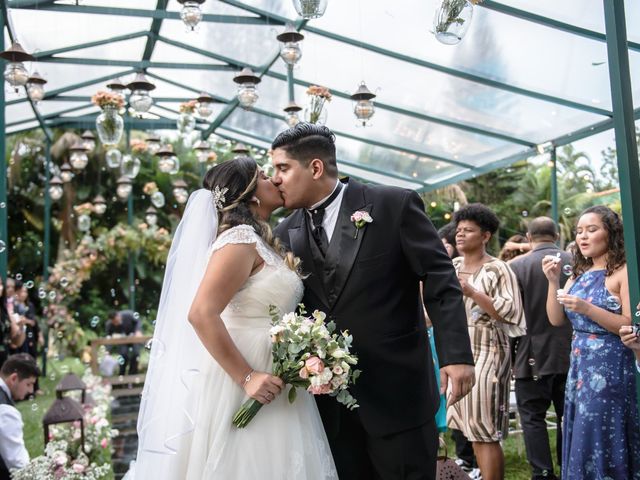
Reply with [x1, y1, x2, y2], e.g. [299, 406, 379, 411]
[26, 71, 47, 103]
[43, 397, 86, 452]
[196, 92, 215, 119]
[433, 0, 475, 45]
[49, 176, 64, 201]
[172, 179, 189, 205]
[283, 101, 302, 127]
[92, 194, 107, 215]
[277, 24, 304, 66]
[116, 175, 133, 201]
[69, 141, 90, 170]
[81, 130, 96, 152]
[156, 145, 179, 174]
[146, 132, 162, 155]
[0, 42, 34, 93]
[127, 72, 156, 114]
[106, 77, 127, 101]
[232, 142, 251, 159]
[193, 140, 211, 163]
[60, 163, 74, 183]
[233, 67, 260, 110]
[177, 0, 206, 31]
[145, 206, 158, 226]
[350, 81, 376, 127]
[292, 0, 328, 19]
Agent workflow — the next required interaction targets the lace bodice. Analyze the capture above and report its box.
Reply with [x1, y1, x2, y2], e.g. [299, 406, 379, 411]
[210, 225, 303, 327]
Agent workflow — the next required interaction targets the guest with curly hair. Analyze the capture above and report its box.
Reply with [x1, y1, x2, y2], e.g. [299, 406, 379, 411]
[447, 203, 525, 480]
[543, 205, 640, 479]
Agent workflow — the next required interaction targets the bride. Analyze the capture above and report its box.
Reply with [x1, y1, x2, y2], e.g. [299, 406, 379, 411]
[129, 157, 337, 479]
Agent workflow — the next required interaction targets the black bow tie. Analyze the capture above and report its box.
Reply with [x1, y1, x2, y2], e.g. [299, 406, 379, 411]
[308, 182, 343, 256]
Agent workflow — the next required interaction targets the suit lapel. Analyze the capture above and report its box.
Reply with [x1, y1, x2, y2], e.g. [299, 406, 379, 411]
[324, 179, 371, 308]
[287, 211, 329, 306]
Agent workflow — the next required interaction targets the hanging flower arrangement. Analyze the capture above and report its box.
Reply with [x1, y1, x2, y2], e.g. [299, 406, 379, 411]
[91, 91, 125, 111]
[433, 0, 483, 45]
[304, 85, 332, 125]
[130, 139, 148, 154]
[179, 100, 198, 114]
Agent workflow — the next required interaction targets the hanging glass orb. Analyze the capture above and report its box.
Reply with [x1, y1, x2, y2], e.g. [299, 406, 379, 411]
[106, 78, 127, 101]
[77, 214, 92, 232]
[105, 148, 122, 169]
[178, 0, 205, 31]
[169, 156, 181, 175]
[156, 145, 178, 174]
[92, 195, 107, 216]
[150, 191, 166, 208]
[193, 140, 211, 163]
[0, 43, 34, 92]
[60, 163, 74, 183]
[69, 141, 90, 170]
[49, 176, 64, 201]
[233, 68, 261, 110]
[145, 207, 158, 226]
[129, 90, 153, 113]
[146, 132, 162, 155]
[350, 81, 376, 127]
[283, 101, 302, 127]
[27, 71, 47, 103]
[433, 0, 474, 45]
[196, 92, 215, 119]
[277, 24, 304, 66]
[116, 176, 133, 201]
[177, 113, 196, 135]
[121, 154, 141, 178]
[292, 0, 328, 19]
[172, 180, 189, 204]
[81, 130, 96, 152]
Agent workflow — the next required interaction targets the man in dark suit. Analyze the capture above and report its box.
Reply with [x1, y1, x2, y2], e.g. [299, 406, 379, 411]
[509, 217, 573, 480]
[271, 123, 475, 479]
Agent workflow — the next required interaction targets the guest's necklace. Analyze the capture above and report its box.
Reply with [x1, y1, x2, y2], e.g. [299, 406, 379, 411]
[458, 253, 490, 276]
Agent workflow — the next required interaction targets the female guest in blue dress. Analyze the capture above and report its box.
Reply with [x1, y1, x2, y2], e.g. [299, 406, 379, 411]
[543, 205, 640, 479]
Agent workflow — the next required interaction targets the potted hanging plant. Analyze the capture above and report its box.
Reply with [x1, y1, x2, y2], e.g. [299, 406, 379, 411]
[91, 91, 125, 145]
[177, 100, 198, 134]
[304, 85, 332, 125]
[433, 0, 482, 45]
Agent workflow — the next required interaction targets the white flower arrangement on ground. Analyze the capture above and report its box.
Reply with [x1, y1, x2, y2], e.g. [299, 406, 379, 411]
[12, 372, 117, 479]
[233, 305, 361, 428]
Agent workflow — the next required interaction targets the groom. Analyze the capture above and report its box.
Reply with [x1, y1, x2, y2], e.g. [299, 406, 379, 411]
[272, 123, 474, 479]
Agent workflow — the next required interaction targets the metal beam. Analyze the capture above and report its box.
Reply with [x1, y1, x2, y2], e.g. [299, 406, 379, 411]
[155, 34, 535, 146]
[34, 31, 150, 60]
[0, 8, 6, 280]
[142, 1, 168, 63]
[219, 0, 613, 118]
[6, 68, 138, 105]
[603, 1, 640, 329]
[6, 104, 93, 128]
[550, 147, 558, 225]
[46, 115, 191, 131]
[7, 3, 276, 24]
[482, 0, 640, 53]
[39, 56, 236, 71]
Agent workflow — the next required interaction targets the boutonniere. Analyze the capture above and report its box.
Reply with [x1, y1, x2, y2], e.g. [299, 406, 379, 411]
[350, 211, 373, 239]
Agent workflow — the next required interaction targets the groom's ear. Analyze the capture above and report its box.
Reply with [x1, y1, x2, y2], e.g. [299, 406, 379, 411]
[310, 158, 325, 180]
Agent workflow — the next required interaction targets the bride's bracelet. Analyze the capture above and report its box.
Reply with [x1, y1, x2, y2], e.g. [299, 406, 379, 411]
[241, 369, 255, 388]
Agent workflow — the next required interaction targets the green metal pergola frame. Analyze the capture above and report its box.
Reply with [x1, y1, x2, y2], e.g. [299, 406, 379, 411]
[1, 1, 639, 320]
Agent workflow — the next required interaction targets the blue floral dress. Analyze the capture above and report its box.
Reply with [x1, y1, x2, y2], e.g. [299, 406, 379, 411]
[563, 270, 640, 479]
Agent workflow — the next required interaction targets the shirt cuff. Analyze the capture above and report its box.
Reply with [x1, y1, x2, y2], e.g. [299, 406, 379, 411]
[636, 360, 640, 374]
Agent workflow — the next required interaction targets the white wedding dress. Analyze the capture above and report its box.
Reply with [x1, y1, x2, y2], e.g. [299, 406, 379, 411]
[132, 224, 337, 480]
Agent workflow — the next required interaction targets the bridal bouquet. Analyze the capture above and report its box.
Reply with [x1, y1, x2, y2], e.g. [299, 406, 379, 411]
[232, 305, 360, 428]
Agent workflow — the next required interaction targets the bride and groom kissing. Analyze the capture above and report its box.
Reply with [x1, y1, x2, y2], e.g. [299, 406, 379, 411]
[131, 123, 475, 479]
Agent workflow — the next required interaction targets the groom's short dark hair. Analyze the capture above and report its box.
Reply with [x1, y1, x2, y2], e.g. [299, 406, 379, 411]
[271, 123, 338, 177]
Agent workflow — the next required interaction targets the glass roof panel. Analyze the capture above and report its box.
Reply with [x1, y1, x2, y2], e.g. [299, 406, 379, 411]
[159, 19, 279, 67]
[491, 0, 640, 43]
[269, 32, 607, 144]
[57, 36, 147, 62]
[7, 120, 40, 135]
[166, 0, 261, 16]
[147, 68, 237, 100]
[7, 9, 151, 53]
[152, 40, 228, 65]
[6, 103, 36, 125]
[53, 0, 158, 7]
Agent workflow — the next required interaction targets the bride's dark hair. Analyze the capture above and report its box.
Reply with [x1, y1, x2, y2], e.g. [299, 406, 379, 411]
[202, 156, 299, 271]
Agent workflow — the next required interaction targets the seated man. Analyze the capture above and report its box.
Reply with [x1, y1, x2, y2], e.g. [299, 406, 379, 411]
[105, 310, 142, 376]
[0, 353, 39, 479]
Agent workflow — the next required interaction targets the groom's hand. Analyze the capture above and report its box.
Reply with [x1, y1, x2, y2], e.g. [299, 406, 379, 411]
[440, 364, 475, 408]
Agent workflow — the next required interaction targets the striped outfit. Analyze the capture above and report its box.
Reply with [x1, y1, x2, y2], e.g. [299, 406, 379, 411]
[447, 257, 525, 442]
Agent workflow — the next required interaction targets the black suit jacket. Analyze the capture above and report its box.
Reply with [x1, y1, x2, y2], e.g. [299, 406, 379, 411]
[509, 243, 573, 379]
[274, 178, 473, 437]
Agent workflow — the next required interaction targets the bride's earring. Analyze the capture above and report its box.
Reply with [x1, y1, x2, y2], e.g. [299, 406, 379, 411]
[251, 196, 261, 207]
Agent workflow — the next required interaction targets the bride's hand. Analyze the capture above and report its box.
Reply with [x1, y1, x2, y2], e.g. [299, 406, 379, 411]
[244, 372, 284, 404]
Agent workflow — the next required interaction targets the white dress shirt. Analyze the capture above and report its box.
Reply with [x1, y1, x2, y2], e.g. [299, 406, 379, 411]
[0, 378, 29, 471]
[307, 180, 347, 243]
